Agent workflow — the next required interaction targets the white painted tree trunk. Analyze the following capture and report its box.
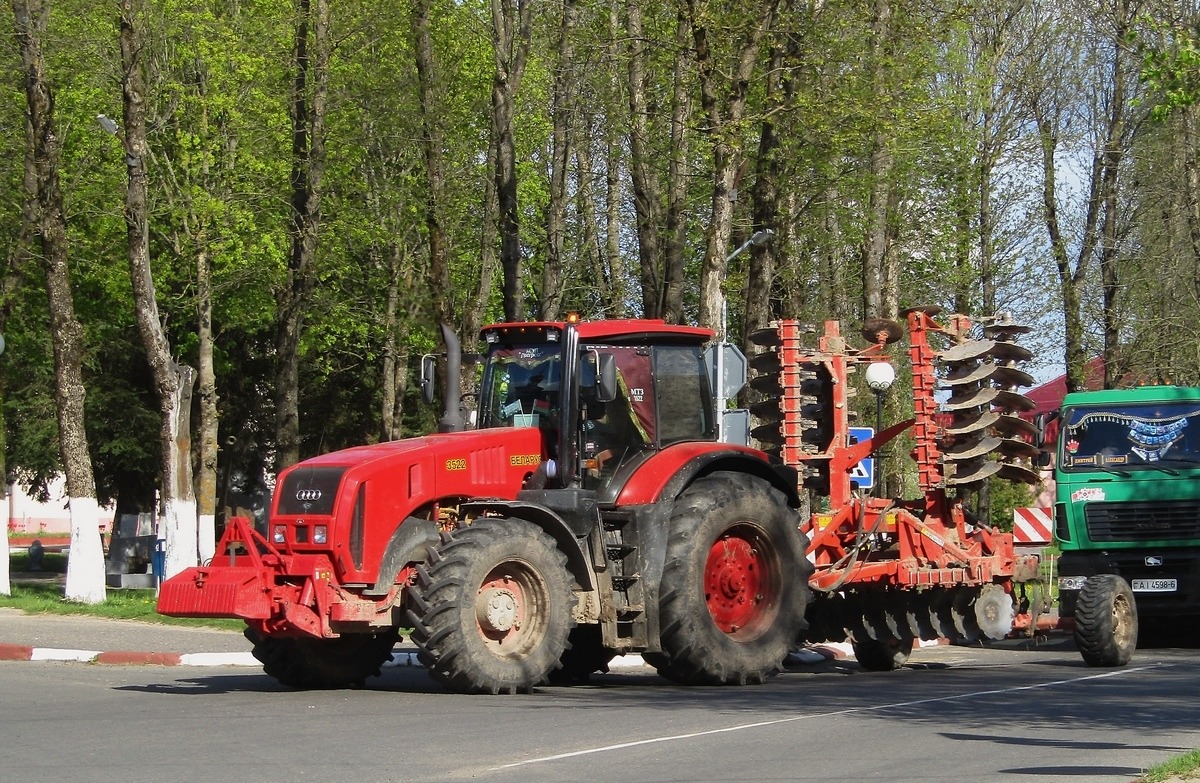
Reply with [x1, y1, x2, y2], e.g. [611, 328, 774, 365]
[162, 497, 199, 579]
[197, 513, 216, 564]
[64, 496, 106, 603]
[0, 537, 10, 597]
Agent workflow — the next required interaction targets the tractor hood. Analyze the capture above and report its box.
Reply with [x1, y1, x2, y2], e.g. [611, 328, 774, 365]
[271, 426, 549, 582]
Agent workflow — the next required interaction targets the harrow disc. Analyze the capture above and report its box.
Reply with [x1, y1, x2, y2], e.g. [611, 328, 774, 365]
[975, 583, 1016, 640]
[883, 592, 916, 641]
[861, 318, 904, 345]
[861, 596, 893, 641]
[928, 588, 958, 639]
[905, 590, 939, 641]
[951, 587, 983, 642]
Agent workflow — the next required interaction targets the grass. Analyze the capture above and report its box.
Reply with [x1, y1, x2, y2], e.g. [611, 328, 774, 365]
[1137, 750, 1200, 782]
[2, 552, 245, 631]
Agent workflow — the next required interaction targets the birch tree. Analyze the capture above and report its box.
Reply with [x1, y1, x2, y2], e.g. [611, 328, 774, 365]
[116, 0, 198, 578]
[13, 0, 106, 601]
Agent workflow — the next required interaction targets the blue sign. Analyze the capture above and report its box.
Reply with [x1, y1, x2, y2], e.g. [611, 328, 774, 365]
[849, 427, 875, 489]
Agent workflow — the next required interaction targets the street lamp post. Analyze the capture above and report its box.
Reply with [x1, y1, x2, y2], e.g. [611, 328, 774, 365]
[716, 229, 774, 442]
[865, 361, 895, 497]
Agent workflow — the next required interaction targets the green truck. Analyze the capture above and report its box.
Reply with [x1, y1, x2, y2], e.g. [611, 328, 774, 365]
[1052, 385, 1200, 665]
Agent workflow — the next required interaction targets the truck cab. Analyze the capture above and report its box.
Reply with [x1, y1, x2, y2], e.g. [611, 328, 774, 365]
[1054, 386, 1200, 624]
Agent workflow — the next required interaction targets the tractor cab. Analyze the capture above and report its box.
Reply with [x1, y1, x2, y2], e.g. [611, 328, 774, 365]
[474, 319, 718, 495]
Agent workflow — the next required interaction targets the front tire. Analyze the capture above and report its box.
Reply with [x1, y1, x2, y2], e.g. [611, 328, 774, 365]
[407, 517, 574, 694]
[1074, 574, 1137, 667]
[245, 626, 399, 689]
[655, 472, 811, 685]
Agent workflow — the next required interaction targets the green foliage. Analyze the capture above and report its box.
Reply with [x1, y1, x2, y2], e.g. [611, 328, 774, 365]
[1135, 16, 1200, 119]
[1135, 748, 1200, 783]
[0, 0, 1186, 515]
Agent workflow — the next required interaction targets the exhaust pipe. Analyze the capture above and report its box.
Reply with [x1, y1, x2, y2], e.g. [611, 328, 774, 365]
[437, 323, 465, 433]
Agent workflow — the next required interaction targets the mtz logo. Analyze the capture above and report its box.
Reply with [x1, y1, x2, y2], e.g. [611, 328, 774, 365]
[1145, 555, 1164, 567]
[296, 489, 322, 502]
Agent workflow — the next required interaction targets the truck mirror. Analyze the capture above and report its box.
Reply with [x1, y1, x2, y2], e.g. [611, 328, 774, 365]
[1034, 450, 1052, 469]
[597, 353, 618, 403]
[1033, 413, 1047, 449]
[419, 354, 437, 406]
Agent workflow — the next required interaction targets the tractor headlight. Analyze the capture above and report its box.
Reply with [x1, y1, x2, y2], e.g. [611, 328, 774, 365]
[272, 525, 286, 544]
[313, 525, 328, 544]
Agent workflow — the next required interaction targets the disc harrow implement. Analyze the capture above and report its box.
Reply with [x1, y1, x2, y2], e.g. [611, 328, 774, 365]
[749, 308, 1043, 667]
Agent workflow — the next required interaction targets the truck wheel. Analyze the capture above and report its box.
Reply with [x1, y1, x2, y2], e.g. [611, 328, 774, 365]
[1074, 574, 1138, 667]
[656, 472, 811, 685]
[548, 624, 617, 684]
[406, 517, 573, 694]
[852, 636, 914, 671]
[244, 626, 399, 689]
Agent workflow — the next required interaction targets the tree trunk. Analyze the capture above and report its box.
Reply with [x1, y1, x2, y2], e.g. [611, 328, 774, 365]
[1099, 1, 1134, 389]
[464, 139, 499, 343]
[743, 43, 784, 344]
[626, 0, 664, 318]
[413, 0, 452, 325]
[275, 0, 330, 470]
[1036, 111, 1090, 392]
[491, 0, 531, 322]
[14, 0, 105, 602]
[541, 0, 577, 321]
[688, 0, 778, 334]
[661, 13, 693, 325]
[119, 0, 199, 579]
[196, 243, 217, 564]
[861, 0, 893, 322]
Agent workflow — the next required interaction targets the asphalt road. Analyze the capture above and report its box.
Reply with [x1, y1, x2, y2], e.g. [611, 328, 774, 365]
[1, 635, 1196, 783]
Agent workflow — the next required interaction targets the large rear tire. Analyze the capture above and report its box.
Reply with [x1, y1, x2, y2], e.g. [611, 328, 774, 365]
[245, 626, 400, 689]
[655, 472, 811, 685]
[407, 517, 574, 694]
[1074, 574, 1137, 667]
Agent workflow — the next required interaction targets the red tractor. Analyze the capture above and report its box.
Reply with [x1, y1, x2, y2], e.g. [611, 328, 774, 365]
[160, 317, 813, 692]
[158, 308, 1044, 691]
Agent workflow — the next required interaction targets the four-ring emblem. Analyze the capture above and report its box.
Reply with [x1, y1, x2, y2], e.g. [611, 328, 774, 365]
[296, 489, 322, 502]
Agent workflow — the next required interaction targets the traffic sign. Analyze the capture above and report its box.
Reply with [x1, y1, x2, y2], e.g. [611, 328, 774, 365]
[849, 427, 875, 489]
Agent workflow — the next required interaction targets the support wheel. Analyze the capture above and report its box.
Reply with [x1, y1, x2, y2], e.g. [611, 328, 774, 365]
[852, 636, 914, 671]
[245, 626, 399, 689]
[1074, 574, 1137, 667]
[655, 472, 811, 685]
[407, 517, 574, 693]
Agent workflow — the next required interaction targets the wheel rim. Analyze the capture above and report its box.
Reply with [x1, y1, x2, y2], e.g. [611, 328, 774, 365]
[475, 561, 548, 658]
[703, 524, 779, 638]
[1111, 591, 1136, 652]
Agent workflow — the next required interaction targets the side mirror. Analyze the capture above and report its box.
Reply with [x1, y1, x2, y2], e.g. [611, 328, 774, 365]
[596, 353, 618, 403]
[419, 354, 437, 406]
[1033, 413, 1047, 449]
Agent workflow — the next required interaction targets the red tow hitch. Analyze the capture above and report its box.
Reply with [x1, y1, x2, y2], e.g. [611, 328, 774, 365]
[156, 516, 332, 637]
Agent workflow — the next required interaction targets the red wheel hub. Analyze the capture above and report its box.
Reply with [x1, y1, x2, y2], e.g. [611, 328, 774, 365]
[704, 526, 775, 635]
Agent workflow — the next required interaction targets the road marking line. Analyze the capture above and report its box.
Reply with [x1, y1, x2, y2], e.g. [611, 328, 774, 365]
[491, 665, 1163, 771]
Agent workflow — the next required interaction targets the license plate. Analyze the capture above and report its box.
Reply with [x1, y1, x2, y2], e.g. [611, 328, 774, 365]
[1132, 578, 1177, 593]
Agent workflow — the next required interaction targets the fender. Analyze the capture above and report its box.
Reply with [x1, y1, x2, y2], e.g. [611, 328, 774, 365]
[615, 442, 800, 506]
[460, 498, 598, 592]
[368, 516, 442, 596]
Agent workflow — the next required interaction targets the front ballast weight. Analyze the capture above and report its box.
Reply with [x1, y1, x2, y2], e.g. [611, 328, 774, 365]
[749, 307, 1049, 668]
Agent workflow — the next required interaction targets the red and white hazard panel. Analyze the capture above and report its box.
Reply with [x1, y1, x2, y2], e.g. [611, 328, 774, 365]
[1013, 506, 1053, 544]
